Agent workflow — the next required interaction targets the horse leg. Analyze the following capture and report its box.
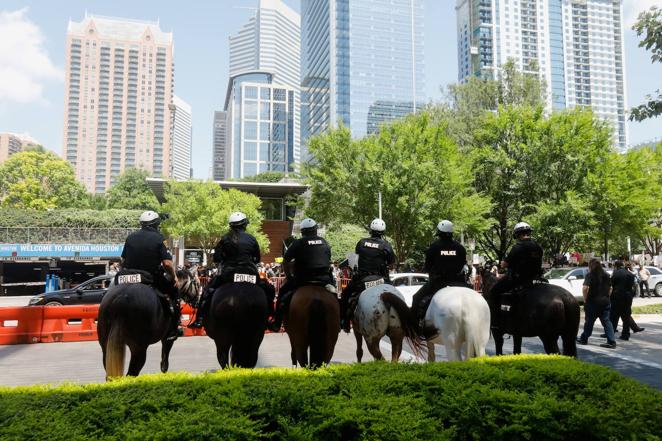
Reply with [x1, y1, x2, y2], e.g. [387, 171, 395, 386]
[427, 341, 436, 362]
[215, 339, 231, 369]
[390, 334, 403, 363]
[160, 338, 175, 373]
[562, 328, 578, 358]
[493, 332, 505, 356]
[365, 337, 384, 361]
[444, 339, 462, 362]
[127, 344, 147, 376]
[513, 335, 522, 355]
[290, 349, 297, 367]
[541, 336, 560, 355]
[354, 329, 364, 363]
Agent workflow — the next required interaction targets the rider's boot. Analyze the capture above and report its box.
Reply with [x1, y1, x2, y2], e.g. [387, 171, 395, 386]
[188, 289, 211, 329]
[166, 302, 183, 341]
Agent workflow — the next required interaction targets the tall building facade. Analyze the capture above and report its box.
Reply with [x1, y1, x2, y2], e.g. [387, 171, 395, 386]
[301, 0, 426, 143]
[456, 0, 627, 149]
[0, 133, 39, 163]
[212, 111, 227, 180]
[228, 0, 301, 166]
[169, 95, 192, 180]
[63, 14, 174, 193]
[223, 72, 295, 179]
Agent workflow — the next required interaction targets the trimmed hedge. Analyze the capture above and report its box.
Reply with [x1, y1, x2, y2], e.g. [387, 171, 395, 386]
[1, 356, 660, 440]
[632, 303, 662, 314]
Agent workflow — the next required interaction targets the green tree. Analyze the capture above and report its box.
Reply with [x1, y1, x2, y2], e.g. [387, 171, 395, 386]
[0, 150, 87, 210]
[305, 113, 491, 263]
[237, 172, 286, 183]
[161, 181, 268, 264]
[630, 6, 662, 121]
[106, 168, 160, 211]
[323, 224, 366, 262]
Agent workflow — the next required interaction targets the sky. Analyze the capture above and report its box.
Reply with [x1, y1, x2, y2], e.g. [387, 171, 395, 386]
[0, 0, 661, 179]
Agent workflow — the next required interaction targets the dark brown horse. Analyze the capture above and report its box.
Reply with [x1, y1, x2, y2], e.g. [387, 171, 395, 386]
[98, 269, 199, 379]
[480, 268, 580, 356]
[204, 282, 267, 368]
[285, 285, 340, 368]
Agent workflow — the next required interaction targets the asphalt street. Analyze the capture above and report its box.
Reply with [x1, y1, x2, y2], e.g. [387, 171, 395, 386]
[1, 311, 661, 389]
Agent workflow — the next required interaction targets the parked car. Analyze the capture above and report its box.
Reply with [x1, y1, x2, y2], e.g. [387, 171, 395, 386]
[544, 267, 589, 303]
[641, 266, 662, 297]
[28, 275, 113, 306]
[390, 273, 428, 306]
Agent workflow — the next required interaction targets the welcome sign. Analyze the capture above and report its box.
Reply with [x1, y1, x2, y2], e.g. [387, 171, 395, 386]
[0, 243, 124, 258]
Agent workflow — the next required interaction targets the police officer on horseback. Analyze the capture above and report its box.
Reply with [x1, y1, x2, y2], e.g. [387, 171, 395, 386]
[268, 218, 334, 332]
[339, 218, 396, 332]
[411, 220, 468, 331]
[488, 221, 544, 328]
[119, 211, 181, 340]
[188, 212, 276, 329]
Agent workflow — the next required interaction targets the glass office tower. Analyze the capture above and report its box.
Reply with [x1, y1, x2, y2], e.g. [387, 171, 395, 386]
[301, 0, 426, 146]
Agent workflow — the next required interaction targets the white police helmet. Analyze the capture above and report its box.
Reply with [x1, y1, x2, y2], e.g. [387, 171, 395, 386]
[139, 211, 160, 226]
[370, 218, 386, 232]
[513, 221, 532, 237]
[229, 212, 248, 227]
[437, 220, 454, 234]
[300, 218, 317, 230]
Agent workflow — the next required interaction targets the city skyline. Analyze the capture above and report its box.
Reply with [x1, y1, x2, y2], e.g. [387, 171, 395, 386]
[0, 1, 660, 181]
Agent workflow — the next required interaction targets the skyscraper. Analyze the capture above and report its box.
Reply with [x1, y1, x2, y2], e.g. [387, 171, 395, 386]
[63, 14, 174, 193]
[212, 111, 227, 180]
[456, 0, 627, 149]
[0, 133, 39, 163]
[229, 0, 301, 165]
[301, 0, 426, 143]
[223, 72, 296, 179]
[169, 96, 192, 180]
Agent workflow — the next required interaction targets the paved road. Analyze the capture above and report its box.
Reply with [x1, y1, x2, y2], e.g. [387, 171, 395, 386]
[1, 313, 661, 389]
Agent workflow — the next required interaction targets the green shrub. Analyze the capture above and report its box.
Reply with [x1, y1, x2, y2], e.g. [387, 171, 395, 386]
[0, 356, 660, 440]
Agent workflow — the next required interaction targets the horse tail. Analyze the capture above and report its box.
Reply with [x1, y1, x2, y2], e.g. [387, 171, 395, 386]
[380, 291, 426, 358]
[561, 292, 581, 357]
[105, 321, 126, 379]
[308, 298, 327, 368]
[463, 294, 491, 359]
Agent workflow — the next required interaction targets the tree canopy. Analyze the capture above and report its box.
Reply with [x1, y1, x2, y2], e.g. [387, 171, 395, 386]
[630, 6, 662, 122]
[106, 168, 160, 211]
[305, 113, 492, 262]
[161, 181, 268, 263]
[0, 151, 88, 210]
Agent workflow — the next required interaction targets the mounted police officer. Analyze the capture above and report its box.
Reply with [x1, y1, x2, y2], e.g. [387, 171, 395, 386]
[488, 222, 544, 328]
[119, 211, 181, 340]
[339, 218, 396, 332]
[268, 218, 334, 332]
[188, 212, 276, 329]
[411, 220, 468, 330]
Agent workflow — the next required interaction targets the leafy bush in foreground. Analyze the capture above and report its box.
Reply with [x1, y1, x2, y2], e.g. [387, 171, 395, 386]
[0, 356, 660, 441]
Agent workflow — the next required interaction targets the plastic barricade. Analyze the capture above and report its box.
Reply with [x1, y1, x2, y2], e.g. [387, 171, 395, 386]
[39, 305, 99, 343]
[0, 306, 44, 345]
[180, 303, 205, 337]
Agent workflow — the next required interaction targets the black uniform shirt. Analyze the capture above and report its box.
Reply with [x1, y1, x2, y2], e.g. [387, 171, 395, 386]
[583, 271, 611, 306]
[424, 238, 467, 281]
[505, 239, 543, 279]
[285, 235, 332, 281]
[214, 230, 260, 272]
[356, 236, 396, 277]
[121, 226, 172, 275]
[611, 268, 635, 296]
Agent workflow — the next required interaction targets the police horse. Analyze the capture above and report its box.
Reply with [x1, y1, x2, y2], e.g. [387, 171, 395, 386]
[286, 285, 340, 368]
[423, 286, 491, 361]
[98, 269, 199, 379]
[203, 273, 269, 368]
[480, 269, 580, 356]
[351, 281, 424, 362]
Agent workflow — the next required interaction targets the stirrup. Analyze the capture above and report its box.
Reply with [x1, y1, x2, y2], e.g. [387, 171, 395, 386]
[325, 284, 337, 294]
[166, 327, 184, 341]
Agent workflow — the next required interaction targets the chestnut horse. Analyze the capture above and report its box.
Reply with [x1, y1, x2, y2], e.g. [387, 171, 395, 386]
[285, 285, 340, 368]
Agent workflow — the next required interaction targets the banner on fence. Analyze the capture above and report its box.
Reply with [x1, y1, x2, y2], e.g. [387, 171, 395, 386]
[0, 244, 124, 258]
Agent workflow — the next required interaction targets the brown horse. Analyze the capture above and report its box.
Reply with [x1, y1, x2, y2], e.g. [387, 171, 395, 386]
[480, 268, 580, 356]
[285, 285, 340, 368]
[98, 269, 199, 380]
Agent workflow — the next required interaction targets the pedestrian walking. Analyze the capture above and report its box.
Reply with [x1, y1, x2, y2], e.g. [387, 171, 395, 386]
[577, 258, 617, 349]
[639, 264, 651, 298]
[610, 261, 645, 341]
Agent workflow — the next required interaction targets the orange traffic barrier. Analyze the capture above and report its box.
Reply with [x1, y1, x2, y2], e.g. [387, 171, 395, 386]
[180, 303, 205, 337]
[0, 306, 44, 345]
[40, 305, 99, 343]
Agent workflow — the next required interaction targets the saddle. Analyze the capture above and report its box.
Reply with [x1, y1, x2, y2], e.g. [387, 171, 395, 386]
[115, 269, 174, 316]
[349, 275, 387, 312]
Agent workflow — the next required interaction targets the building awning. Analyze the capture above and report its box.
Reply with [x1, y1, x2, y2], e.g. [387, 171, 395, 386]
[146, 178, 309, 202]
